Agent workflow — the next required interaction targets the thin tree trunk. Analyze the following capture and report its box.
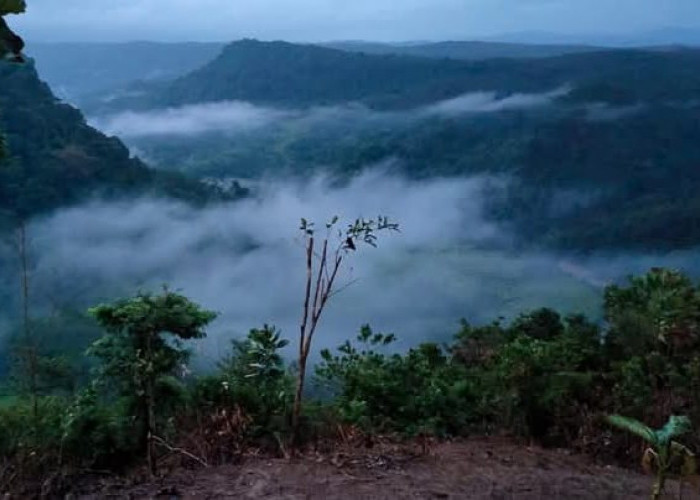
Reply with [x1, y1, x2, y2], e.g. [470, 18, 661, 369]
[145, 331, 157, 475]
[17, 220, 37, 419]
[292, 238, 343, 450]
[291, 354, 308, 448]
[292, 237, 314, 449]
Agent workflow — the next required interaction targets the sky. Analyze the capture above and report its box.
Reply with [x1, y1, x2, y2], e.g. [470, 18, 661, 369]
[10, 0, 700, 43]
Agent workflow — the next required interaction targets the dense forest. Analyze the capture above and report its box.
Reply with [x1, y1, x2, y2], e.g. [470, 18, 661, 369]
[0, 59, 247, 222]
[3, 4, 700, 497]
[95, 40, 700, 250]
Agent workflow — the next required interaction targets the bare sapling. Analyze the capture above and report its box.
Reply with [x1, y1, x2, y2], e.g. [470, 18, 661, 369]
[291, 215, 399, 448]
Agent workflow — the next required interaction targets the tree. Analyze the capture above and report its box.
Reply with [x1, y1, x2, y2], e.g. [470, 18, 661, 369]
[88, 290, 216, 474]
[292, 216, 398, 447]
[605, 268, 700, 358]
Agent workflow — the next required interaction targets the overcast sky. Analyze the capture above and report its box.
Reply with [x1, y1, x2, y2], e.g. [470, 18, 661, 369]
[10, 0, 700, 43]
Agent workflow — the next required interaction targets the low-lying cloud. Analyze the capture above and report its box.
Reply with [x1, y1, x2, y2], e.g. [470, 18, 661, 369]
[421, 87, 569, 117]
[91, 88, 567, 139]
[0, 170, 612, 365]
[91, 101, 293, 137]
[2, 169, 700, 367]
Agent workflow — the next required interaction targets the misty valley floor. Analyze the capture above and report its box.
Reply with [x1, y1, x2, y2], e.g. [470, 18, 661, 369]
[72, 439, 676, 499]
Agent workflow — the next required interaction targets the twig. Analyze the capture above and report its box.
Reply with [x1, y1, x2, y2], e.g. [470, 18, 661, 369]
[151, 435, 209, 468]
[326, 278, 360, 301]
[274, 432, 290, 460]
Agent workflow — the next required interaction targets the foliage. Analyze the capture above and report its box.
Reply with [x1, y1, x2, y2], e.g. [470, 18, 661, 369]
[2, 268, 700, 495]
[0, 58, 242, 222]
[197, 325, 294, 433]
[88, 290, 217, 472]
[0, 3, 24, 64]
[0, 0, 25, 15]
[292, 215, 399, 446]
[607, 414, 696, 499]
[107, 40, 700, 251]
[317, 325, 472, 436]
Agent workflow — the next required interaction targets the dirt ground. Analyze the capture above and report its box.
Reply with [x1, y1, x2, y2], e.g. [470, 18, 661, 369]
[72, 438, 690, 500]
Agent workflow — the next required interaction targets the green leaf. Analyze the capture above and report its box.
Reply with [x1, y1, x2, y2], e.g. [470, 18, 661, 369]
[656, 416, 692, 444]
[606, 414, 658, 445]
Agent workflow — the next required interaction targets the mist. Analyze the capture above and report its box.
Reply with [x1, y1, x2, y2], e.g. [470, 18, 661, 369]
[91, 101, 293, 138]
[2, 170, 599, 364]
[2, 168, 699, 367]
[91, 88, 568, 139]
[421, 87, 569, 117]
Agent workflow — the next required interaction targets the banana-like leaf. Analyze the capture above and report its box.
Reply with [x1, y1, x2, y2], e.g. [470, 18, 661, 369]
[0, 0, 26, 15]
[656, 415, 692, 445]
[607, 414, 658, 445]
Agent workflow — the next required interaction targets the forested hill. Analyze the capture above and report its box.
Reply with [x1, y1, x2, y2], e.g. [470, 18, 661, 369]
[94, 40, 700, 251]
[323, 40, 601, 60]
[0, 60, 232, 221]
[94, 39, 700, 113]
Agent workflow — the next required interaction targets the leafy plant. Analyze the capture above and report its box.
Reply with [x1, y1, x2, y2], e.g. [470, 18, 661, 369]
[317, 326, 472, 436]
[292, 216, 398, 447]
[0, 0, 25, 61]
[0, 0, 26, 15]
[606, 414, 696, 499]
[215, 325, 293, 430]
[88, 289, 216, 474]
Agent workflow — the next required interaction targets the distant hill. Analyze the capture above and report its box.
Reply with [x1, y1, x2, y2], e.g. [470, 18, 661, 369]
[91, 39, 700, 115]
[324, 40, 600, 60]
[27, 41, 223, 103]
[90, 40, 700, 251]
[0, 59, 234, 221]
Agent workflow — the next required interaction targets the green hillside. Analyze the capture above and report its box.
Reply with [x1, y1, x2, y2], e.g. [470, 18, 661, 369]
[0, 59, 237, 220]
[99, 40, 700, 112]
[106, 41, 700, 251]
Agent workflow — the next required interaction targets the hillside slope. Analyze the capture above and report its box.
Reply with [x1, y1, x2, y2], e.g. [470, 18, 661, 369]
[91, 41, 700, 250]
[0, 60, 230, 220]
[99, 40, 700, 112]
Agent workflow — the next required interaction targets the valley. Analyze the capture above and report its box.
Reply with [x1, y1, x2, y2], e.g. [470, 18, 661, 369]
[3, 4, 700, 496]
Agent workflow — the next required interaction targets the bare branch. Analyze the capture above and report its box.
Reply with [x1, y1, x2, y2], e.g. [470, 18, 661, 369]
[327, 278, 360, 301]
[311, 238, 328, 327]
[151, 434, 209, 468]
[299, 236, 314, 358]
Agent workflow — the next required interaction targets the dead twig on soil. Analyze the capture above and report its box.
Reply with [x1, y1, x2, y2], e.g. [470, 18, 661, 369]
[151, 435, 209, 468]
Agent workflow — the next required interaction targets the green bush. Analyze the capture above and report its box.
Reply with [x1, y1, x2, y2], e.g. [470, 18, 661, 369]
[192, 325, 294, 438]
[317, 325, 475, 436]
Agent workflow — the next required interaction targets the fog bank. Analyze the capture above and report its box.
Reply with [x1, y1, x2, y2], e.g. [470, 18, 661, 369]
[3, 169, 697, 366]
[91, 88, 568, 138]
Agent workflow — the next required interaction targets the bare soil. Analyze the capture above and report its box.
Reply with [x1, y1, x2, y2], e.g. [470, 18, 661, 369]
[71, 438, 691, 499]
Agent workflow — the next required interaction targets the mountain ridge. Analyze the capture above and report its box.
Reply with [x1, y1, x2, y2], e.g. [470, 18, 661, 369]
[0, 59, 235, 221]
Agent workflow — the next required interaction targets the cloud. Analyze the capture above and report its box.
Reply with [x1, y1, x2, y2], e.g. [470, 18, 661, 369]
[91, 88, 566, 139]
[91, 101, 292, 137]
[1, 170, 613, 367]
[421, 87, 569, 116]
[2, 169, 699, 368]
